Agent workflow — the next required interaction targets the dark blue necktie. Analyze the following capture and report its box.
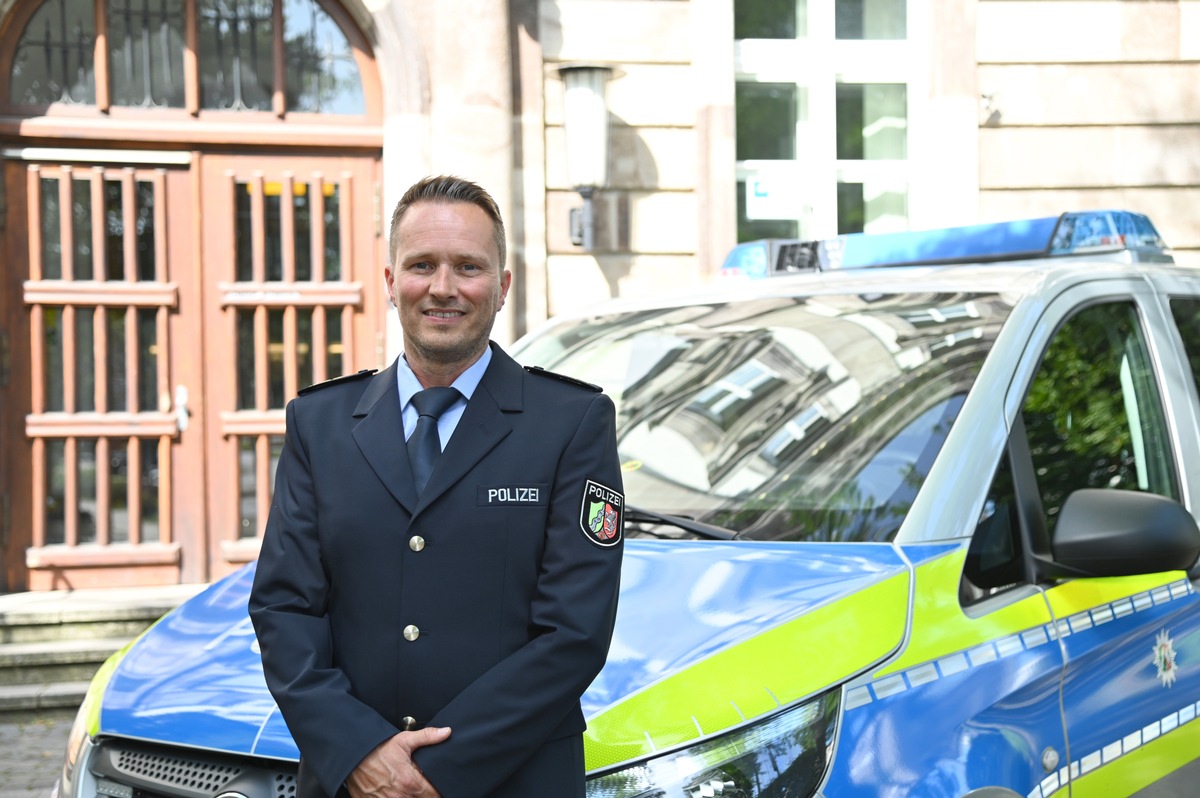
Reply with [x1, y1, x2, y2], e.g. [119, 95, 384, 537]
[408, 387, 460, 495]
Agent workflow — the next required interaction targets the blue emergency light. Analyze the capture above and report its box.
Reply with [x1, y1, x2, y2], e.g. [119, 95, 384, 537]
[721, 210, 1172, 278]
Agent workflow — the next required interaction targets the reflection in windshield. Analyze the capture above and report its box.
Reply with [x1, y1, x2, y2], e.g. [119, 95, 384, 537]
[516, 291, 1013, 542]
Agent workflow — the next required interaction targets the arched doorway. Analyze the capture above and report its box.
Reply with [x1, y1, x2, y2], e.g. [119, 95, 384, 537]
[0, 0, 384, 590]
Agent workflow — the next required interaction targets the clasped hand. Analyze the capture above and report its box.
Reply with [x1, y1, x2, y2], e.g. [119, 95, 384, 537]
[346, 727, 451, 798]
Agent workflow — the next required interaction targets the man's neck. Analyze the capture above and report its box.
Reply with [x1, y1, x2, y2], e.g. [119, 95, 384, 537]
[405, 345, 490, 388]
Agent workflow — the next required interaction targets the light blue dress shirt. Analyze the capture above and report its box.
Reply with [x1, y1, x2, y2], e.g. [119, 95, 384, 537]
[396, 346, 493, 450]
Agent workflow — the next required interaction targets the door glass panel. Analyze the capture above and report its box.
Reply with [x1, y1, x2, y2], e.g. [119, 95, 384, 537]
[265, 187, 283, 281]
[297, 307, 313, 388]
[78, 439, 98, 544]
[108, 0, 186, 108]
[105, 180, 125, 280]
[41, 178, 63, 279]
[137, 308, 158, 411]
[236, 307, 256, 409]
[136, 180, 157, 280]
[197, 0, 275, 111]
[294, 184, 312, 280]
[44, 307, 65, 412]
[76, 307, 96, 411]
[324, 308, 342, 376]
[107, 308, 127, 411]
[324, 183, 341, 279]
[236, 182, 253, 281]
[237, 436, 257, 537]
[9, 0, 97, 104]
[110, 438, 129, 542]
[282, 0, 365, 114]
[46, 440, 66, 545]
[141, 438, 160, 542]
[268, 308, 284, 407]
[73, 177, 93, 279]
[236, 434, 284, 538]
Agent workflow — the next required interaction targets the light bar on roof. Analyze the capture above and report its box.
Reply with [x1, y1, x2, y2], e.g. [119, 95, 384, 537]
[721, 210, 1172, 278]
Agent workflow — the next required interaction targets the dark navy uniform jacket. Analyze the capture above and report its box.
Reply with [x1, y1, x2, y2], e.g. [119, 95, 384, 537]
[249, 343, 624, 798]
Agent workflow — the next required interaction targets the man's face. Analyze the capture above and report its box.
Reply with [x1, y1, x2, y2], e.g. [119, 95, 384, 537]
[385, 201, 511, 370]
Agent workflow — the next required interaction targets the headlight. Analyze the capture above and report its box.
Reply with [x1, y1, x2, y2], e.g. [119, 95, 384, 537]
[586, 690, 839, 798]
[54, 700, 98, 798]
[54, 646, 128, 798]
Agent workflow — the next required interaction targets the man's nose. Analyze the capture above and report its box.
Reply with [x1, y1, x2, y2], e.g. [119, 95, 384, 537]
[429, 265, 455, 296]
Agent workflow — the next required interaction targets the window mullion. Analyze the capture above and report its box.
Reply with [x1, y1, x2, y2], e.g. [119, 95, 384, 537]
[272, 0, 284, 117]
[95, 0, 111, 111]
[184, 0, 199, 113]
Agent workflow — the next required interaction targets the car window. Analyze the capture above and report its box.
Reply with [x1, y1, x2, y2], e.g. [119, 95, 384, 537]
[1168, 296, 1200, 397]
[1024, 301, 1177, 531]
[515, 291, 1014, 542]
[966, 300, 1177, 597]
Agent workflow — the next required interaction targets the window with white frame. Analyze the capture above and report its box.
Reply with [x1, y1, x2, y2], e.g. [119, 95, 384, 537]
[734, 0, 912, 241]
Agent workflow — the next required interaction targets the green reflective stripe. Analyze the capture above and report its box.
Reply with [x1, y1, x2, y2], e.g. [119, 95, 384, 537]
[584, 571, 909, 771]
[875, 547, 1052, 678]
[1042, 705, 1200, 797]
[1044, 571, 1188, 620]
[86, 643, 133, 737]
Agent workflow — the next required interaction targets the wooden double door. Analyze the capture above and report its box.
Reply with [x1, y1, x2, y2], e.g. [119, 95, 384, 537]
[0, 151, 383, 590]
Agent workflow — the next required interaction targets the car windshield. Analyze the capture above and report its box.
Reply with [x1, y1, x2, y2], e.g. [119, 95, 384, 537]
[515, 289, 1015, 542]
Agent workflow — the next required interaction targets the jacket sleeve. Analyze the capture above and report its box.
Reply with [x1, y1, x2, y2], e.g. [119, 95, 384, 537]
[414, 391, 624, 796]
[249, 399, 399, 797]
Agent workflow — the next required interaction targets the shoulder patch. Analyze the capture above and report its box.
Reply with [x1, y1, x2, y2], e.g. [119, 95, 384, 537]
[580, 479, 623, 548]
[298, 368, 378, 396]
[524, 365, 601, 393]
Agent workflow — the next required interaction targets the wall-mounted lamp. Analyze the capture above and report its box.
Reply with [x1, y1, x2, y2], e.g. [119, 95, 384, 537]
[557, 63, 617, 251]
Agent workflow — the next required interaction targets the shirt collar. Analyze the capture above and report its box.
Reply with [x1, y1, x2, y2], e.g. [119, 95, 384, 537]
[397, 344, 493, 408]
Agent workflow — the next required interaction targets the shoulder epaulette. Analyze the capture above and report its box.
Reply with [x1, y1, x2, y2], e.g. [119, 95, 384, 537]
[524, 365, 602, 393]
[298, 368, 378, 396]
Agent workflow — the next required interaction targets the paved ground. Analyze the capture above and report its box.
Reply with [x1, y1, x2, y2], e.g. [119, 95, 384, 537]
[0, 712, 73, 798]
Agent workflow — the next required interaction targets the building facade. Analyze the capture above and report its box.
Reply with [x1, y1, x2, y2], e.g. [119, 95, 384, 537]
[0, 0, 1196, 590]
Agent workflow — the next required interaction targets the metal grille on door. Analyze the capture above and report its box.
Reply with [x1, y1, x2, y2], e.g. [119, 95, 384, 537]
[23, 165, 178, 552]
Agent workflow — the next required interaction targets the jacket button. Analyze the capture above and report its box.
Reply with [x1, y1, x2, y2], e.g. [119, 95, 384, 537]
[403, 625, 420, 641]
[409, 536, 425, 552]
[401, 716, 418, 731]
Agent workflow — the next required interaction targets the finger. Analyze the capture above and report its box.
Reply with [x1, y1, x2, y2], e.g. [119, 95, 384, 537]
[402, 725, 451, 750]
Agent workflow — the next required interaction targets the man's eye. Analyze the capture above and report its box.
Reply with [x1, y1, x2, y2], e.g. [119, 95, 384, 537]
[461, 263, 480, 272]
[411, 262, 433, 271]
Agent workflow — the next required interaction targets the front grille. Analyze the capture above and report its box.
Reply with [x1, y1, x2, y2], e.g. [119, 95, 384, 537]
[91, 738, 297, 798]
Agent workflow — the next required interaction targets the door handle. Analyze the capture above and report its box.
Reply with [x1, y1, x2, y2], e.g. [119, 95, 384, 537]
[174, 384, 190, 433]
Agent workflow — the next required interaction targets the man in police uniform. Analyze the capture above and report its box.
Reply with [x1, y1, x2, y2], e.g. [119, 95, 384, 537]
[249, 176, 624, 798]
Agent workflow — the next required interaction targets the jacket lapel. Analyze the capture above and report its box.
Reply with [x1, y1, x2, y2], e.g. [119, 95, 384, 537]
[416, 344, 524, 512]
[351, 360, 419, 514]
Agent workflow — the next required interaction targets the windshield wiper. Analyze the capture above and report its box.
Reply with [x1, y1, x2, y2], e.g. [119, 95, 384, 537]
[624, 505, 737, 540]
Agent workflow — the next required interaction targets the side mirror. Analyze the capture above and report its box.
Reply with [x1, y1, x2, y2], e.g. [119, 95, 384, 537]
[1050, 489, 1200, 577]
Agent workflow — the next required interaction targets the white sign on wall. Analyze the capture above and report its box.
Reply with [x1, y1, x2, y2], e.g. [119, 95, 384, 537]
[745, 173, 806, 221]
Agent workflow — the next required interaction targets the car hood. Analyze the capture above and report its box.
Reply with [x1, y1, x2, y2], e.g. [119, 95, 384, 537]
[97, 539, 917, 768]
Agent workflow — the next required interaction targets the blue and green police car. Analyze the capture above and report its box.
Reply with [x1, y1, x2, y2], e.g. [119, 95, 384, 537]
[55, 211, 1200, 798]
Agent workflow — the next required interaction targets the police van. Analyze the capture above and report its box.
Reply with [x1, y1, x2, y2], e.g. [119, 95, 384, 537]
[55, 210, 1200, 798]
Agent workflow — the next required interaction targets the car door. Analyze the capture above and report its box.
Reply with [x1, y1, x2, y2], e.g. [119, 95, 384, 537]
[1006, 282, 1200, 797]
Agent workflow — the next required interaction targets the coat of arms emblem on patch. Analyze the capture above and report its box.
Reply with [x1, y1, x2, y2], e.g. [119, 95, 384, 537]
[580, 479, 623, 547]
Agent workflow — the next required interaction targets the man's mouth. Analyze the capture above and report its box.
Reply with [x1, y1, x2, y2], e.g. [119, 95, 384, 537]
[425, 309, 465, 319]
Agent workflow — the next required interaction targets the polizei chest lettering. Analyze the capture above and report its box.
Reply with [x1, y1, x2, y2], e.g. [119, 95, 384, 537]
[477, 485, 549, 506]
